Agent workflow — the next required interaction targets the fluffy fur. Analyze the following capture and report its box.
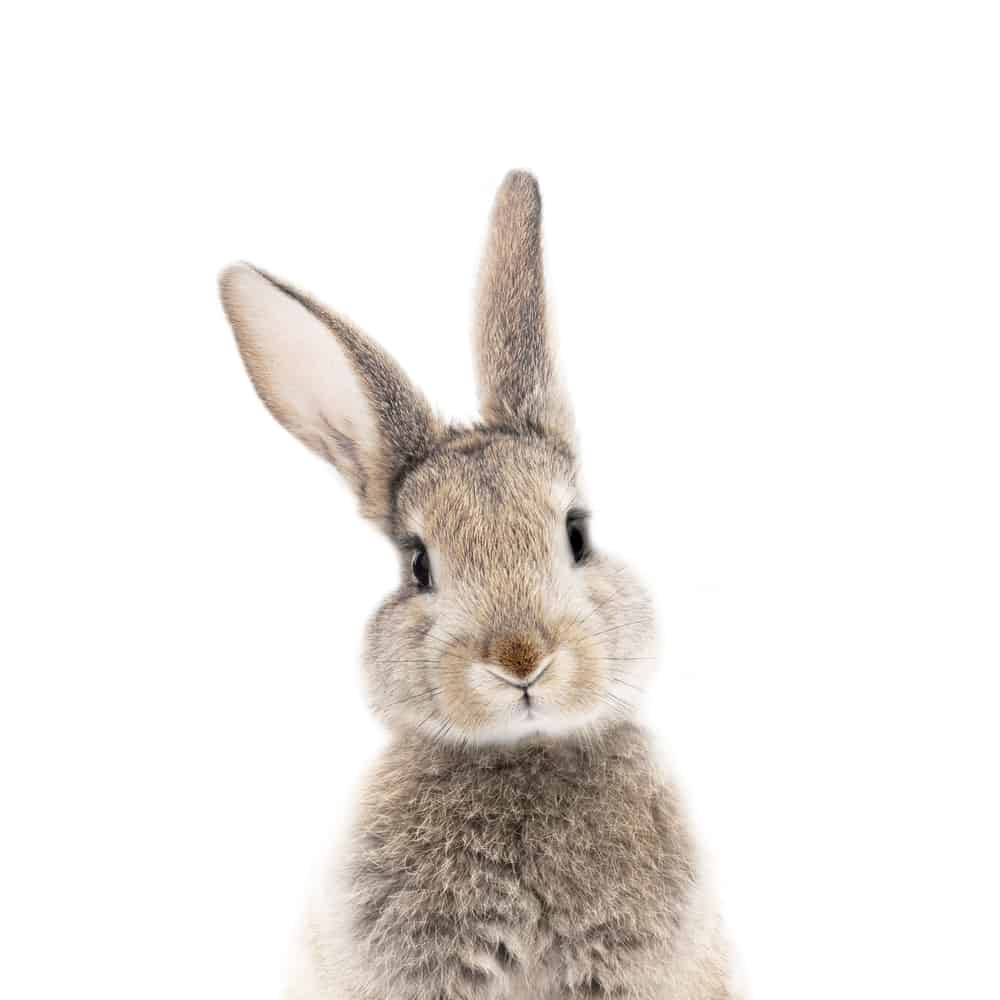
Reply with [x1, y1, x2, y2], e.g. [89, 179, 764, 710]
[219, 171, 735, 998]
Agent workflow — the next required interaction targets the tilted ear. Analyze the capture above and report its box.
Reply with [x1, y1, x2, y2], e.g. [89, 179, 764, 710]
[474, 170, 574, 444]
[218, 263, 439, 528]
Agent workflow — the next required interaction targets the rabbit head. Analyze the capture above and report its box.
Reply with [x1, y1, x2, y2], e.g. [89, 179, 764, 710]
[219, 171, 655, 746]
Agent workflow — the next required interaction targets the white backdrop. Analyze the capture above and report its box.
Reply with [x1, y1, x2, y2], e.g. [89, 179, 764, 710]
[2, 3, 998, 998]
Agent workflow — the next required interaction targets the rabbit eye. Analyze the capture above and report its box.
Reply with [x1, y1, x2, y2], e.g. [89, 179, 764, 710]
[566, 510, 591, 564]
[411, 543, 432, 590]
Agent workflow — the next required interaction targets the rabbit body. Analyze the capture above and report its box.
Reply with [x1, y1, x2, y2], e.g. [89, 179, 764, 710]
[220, 171, 735, 999]
[290, 724, 730, 1000]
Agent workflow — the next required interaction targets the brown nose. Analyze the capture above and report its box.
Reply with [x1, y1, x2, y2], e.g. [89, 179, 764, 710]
[488, 634, 545, 681]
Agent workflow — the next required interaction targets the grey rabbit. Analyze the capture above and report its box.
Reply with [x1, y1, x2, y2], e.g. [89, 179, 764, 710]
[219, 171, 736, 999]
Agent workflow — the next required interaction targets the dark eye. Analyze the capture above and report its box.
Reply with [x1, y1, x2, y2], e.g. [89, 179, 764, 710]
[411, 543, 432, 590]
[566, 511, 591, 564]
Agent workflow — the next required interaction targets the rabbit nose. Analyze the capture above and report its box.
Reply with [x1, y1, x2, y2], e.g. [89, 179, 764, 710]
[486, 635, 550, 686]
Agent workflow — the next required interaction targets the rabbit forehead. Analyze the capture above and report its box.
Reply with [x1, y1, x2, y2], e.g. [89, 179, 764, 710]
[395, 431, 576, 553]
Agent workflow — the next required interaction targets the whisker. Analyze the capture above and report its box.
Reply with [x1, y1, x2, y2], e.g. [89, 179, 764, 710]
[423, 632, 456, 646]
[429, 623, 464, 645]
[606, 675, 644, 692]
[575, 680, 633, 715]
[555, 598, 649, 647]
[430, 718, 454, 746]
[590, 694, 628, 717]
[418, 636, 454, 653]
[380, 659, 442, 665]
[599, 690, 633, 713]
[579, 618, 655, 641]
[381, 687, 441, 711]
[416, 707, 438, 731]
[573, 581, 633, 629]
[601, 656, 656, 662]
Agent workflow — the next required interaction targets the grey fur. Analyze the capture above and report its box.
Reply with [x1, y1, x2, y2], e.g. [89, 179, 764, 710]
[475, 171, 574, 445]
[219, 172, 736, 999]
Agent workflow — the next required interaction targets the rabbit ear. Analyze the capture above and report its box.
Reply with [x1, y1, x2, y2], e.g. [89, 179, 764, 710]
[474, 170, 574, 445]
[219, 263, 438, 528]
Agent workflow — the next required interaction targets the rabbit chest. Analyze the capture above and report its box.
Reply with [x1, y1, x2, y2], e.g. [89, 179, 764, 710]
[347, 723, 696, 982]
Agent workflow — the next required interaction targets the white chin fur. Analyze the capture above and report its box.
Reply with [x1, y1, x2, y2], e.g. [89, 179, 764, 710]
[467, 709, 611, 746]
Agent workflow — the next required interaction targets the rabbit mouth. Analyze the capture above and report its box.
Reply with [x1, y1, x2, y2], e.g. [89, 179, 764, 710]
[483, 657, 553, 691]
[502, 697, 550, 734]
[500, 683, 538, 718]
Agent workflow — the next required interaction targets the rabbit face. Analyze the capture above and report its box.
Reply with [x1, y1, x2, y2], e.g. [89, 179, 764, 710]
[220, 171, 656, 746]
[364, 432, 655, 744]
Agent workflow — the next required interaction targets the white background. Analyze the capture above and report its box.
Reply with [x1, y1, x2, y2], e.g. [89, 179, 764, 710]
[2, 3, 998, 998]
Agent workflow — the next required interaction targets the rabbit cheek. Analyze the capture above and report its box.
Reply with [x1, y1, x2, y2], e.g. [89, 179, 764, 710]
[532, 643, 613, 731]
[433, 652, 494, 738]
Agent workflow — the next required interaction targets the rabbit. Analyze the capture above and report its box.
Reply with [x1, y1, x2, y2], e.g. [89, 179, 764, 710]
[218, 171, 736, 1000]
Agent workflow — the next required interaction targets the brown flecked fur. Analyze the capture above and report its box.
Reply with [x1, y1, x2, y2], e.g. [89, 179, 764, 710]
[219, 171, 737, 999]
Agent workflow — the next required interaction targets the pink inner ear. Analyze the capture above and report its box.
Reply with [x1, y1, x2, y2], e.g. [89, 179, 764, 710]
[220, 263, 380, 481]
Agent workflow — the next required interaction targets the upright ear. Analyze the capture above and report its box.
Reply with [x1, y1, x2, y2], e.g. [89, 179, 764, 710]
[218, 263, 439, 529]
[474, 170, 574, 445]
